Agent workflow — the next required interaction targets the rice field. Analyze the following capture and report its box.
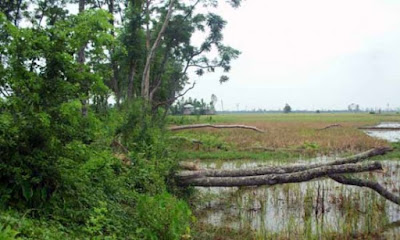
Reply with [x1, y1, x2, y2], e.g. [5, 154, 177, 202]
[169, 113, 400, 239]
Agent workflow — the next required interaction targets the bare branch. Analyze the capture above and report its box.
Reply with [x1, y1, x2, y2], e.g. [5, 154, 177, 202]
[329, 174, 400, 205]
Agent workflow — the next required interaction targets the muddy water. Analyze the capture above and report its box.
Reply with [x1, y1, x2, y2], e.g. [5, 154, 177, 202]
[194, 123, 400, 238]
[364, 122, 400, 142]
[195, 159, 400, 238]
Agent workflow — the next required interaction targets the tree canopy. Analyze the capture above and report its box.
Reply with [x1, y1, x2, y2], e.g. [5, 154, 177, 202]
[0, 0, 241, 238]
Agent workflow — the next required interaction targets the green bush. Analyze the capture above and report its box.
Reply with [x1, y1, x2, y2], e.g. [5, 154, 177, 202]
[136, 193, 192, 240]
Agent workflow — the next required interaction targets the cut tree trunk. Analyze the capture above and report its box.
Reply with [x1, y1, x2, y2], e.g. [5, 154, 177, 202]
[169, 124, 265, 133]
[178, 162, 382, 187]
[177, 147, 390, 179]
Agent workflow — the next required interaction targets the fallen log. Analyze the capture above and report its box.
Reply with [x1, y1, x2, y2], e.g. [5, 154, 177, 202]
[359, 127, 400, 131]
[329, 174, 400, 205]
[169, 124, 265, 133]
[179, 162, 382, 187]
[179, 161, 200, 171]
[318, 124, 342, 131]
[177, 147, 390, 179]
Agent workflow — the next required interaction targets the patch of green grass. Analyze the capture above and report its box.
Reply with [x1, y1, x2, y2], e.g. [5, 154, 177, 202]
[169, 113, 400, 125]
[371, 142, 400, 160]
[174, 150, 301, 161]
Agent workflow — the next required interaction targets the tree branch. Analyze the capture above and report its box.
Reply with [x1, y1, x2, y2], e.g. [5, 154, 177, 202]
[153, 81, 196, 109]
[329, 174, 400, 205]
[142, 0, 176, 99]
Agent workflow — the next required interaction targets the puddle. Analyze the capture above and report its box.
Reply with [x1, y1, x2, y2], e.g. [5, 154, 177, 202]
[194, 158, 400, 238]
[364, 122, 400, 142]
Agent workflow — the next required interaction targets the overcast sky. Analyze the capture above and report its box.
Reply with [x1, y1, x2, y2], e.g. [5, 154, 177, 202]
[185, 0, 400, 111]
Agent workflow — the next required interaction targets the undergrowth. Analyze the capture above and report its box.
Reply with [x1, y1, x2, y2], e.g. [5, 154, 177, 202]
[0, 101, 192, 239]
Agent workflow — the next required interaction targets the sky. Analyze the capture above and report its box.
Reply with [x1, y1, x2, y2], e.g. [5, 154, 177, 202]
[184, 0, 400, 111]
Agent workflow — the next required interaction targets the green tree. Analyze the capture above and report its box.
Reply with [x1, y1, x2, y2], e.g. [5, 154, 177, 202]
[283, 103, 292, 113]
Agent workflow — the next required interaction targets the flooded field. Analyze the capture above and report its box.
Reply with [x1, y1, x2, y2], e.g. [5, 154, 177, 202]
[364, 122, 400, 143]
[189, 121, 400, 239]
[194, 159, 400, 239]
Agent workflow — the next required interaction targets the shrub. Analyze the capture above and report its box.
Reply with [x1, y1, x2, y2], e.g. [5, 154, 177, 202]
[136, 193, 192, 240]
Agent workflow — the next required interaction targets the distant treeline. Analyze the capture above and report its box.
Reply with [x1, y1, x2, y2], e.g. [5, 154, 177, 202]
[216, 110, 400, 114]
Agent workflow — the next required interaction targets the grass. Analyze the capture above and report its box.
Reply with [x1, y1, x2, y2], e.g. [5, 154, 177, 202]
[169, 113, 400, 157]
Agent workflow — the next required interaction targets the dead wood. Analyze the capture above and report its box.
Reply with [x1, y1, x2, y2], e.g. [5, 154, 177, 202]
[318, 124, 342, 131]
[329, 174, 400, 205]
[177, 147, 390, 179]
[359, 127, 400, 131]
[179, 162, 382, 187]
[169, 124, 265, 133]
[178, 161, 200, 171]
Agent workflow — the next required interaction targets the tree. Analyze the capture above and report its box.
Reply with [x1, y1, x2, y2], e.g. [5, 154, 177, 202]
[0, 8, 113, 207]
[283, 103, 292, 113]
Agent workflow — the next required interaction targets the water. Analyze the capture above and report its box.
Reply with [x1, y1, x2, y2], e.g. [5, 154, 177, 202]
[192, 122, 400, 238]
[364, 122, 400, 142]
[194, 159, 400, 238]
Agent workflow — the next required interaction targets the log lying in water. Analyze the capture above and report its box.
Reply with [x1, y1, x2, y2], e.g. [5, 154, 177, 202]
[359, 127, 400, 131]
[169, 124, 265, 133]
[179, 162, 382, 187]
[178, 147, 400, 206]
[177, 147, 391, 179]
[329, 174, 400, 205]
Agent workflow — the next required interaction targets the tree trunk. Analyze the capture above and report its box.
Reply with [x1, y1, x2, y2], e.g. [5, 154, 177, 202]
[127, 60, 136, 100]
[177, 147, 390, 179]
[108, 0, 120, 106]
[78, 0, 88, 117]
[141, 0, 175, 100]
[178, 162, 382, 187]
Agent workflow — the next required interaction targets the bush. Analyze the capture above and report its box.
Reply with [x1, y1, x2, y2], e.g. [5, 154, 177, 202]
[136, 193, 192, 240]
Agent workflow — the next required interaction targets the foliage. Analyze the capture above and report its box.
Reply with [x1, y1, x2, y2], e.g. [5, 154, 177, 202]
[283, 103, 292, 113]
[171, 96, 217, 115]
[0, 0, 243, 238]
[136, 193, 192, 240]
